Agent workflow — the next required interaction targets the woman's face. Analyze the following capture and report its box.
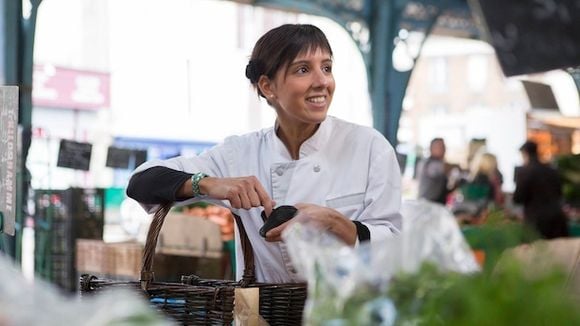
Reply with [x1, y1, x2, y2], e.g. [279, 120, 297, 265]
[267, 48, 335, 127]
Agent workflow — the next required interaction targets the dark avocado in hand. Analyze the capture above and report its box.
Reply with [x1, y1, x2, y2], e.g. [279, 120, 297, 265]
[259, 205, 298, 237]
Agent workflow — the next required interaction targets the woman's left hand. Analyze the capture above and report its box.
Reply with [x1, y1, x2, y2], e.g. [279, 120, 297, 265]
[264, 203, 357, 246]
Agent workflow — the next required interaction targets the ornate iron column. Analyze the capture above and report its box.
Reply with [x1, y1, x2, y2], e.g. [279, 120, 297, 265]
[1, 0, 42, 259]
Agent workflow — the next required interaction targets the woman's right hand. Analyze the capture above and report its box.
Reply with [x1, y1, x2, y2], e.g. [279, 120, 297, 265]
[198, 176, 274, 216]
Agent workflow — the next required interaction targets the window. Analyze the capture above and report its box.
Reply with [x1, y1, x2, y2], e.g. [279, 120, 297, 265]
[467, 55, 488, 92]
[431, 105, 448, 116]
[429, 57, 448, 93]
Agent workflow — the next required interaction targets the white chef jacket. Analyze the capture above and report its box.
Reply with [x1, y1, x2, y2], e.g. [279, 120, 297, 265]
[133, 115, 402, 283]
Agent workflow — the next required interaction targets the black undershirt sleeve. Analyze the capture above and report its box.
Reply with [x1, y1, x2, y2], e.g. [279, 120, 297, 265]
[352, 221, 371, 242]
[126, 166, 193, 204]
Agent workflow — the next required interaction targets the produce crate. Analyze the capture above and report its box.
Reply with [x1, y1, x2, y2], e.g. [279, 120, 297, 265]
[75, 239, 109, 275]
[107, 242, 143, 278]
[76, 239, 225, 282]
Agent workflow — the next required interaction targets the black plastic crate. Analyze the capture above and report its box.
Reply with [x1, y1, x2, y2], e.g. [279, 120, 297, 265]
[34, 188, 105, 293]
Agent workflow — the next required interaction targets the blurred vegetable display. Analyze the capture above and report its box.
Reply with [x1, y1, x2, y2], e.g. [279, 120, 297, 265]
[304, 255, 580, 325]
[461, 209, 538, 272]
[556, 154, 580, 207]
[389, 262, 580, 325]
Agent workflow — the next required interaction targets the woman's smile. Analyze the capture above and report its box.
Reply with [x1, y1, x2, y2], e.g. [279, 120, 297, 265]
[305, 95, 328, 110]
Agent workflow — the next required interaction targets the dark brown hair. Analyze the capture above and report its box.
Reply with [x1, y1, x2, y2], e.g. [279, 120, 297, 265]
[245, 24, 333, 98]
[430, 138, 445, 148]
[520, 140, 538, 158]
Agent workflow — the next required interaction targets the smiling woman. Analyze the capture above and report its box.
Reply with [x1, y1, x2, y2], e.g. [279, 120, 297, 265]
[126, 24, 403, 284]
[248, 25, 336, 159]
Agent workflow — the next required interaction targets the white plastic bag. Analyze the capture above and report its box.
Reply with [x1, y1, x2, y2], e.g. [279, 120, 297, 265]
[283, 199, 479, 325]
[0, 253, 174, 326]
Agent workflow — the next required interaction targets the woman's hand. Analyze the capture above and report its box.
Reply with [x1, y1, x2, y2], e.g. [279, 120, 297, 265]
[265, 203, 357, 246]
[180, 176, 274, 216]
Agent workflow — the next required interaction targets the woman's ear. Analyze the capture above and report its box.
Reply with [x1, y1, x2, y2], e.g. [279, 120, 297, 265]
[258, 75, 276, 100]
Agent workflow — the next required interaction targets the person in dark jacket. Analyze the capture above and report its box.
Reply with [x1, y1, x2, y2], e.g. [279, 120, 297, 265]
[513, 140, 568, 239]
[417, 138, 449, 204]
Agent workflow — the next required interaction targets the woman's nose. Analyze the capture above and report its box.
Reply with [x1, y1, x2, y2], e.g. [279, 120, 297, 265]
[312, 69, 331, 87]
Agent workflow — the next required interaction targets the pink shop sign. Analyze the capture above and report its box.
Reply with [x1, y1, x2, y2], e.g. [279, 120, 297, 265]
[32, 64, 110, 110]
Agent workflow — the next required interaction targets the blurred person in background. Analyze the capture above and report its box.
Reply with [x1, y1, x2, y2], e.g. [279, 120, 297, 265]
[452, 152, 504, 224]
[513, 140, 568, 239]
[417, 138, 458, 204]
[126, 24, 402, 283]
[468, 152, 504, 207]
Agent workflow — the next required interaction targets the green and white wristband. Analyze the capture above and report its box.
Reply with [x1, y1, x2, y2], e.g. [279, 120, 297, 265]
[191, 172, 209, 197]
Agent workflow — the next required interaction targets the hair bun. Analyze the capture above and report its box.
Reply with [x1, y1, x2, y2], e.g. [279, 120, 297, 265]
[245, 60, 260, 84]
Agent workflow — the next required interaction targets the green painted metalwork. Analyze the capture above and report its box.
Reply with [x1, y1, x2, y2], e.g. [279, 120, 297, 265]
[19, 0, 42, 263]
[367, 1, 395, 141]
[0, 0, 42, 260]
[21, 1, 42, 128]
[2, 0, 19, 84]
[385, 4, 442, 144]
[365, 1, 435, 143]
[0, 0, 20, 258]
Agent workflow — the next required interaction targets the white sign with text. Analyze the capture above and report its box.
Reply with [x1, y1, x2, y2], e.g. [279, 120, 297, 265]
[0, 86, 18, 235]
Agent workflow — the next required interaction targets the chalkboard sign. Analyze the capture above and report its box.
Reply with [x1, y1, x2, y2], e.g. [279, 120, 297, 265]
[57, 139, 92, 171]
[134, 149, 147, 167]
[106, 147, 131, 169]
[469, 0, 580, 76]
[106, 146, 147, 169]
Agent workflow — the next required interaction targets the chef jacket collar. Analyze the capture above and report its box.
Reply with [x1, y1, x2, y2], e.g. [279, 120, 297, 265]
[272, 116, 332, 160]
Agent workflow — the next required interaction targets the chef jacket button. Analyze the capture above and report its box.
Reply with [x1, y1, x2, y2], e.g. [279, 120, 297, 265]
[313, 165, 321, 173]
[276, 168, 284, 176]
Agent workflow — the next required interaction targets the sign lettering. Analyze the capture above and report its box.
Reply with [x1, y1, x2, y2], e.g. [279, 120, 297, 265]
[0, 86, 19, 235]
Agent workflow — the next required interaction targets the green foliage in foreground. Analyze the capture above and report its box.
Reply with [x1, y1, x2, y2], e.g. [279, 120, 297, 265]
[389, 263, 580, 325]
[309, 260, 580, 325]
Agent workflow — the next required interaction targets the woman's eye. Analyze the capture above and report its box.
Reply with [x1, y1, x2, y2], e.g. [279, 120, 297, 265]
[323, 65, 333, 73]
[297, 67, 308, 74]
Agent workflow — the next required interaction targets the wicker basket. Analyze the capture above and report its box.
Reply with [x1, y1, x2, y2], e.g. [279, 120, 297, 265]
[80, 204, 307, 325]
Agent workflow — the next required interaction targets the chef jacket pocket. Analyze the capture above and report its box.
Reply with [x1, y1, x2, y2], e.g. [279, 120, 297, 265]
[326, 192, 365, 217]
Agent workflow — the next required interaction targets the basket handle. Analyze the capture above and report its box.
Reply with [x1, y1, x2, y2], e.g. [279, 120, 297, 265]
[232, 213, 257, 287]
[140, 203, 257, 290]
